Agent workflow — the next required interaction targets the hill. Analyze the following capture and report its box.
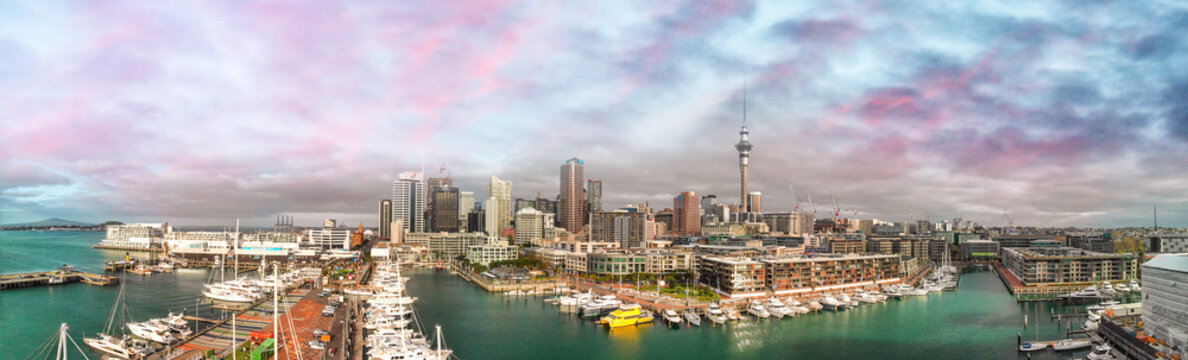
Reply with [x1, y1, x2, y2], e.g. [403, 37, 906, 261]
[2, 218, 95, 227]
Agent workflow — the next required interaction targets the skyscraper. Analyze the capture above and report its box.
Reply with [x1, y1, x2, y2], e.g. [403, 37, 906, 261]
[587, 179, 602, 215]
[379, 199, 392, 239]
[673, 191, 701, 235]
[458, 191, 475, 232]
[487, 176, 512, 237]
[591, 211, 647, 248]
[748, 192, 762, 213]
[392, 172, 425, 233]
[431, 187, 460, 232]
[559, 158, 585, 232]
[425, 177, 453, 231]
[514, 207, 544, 246]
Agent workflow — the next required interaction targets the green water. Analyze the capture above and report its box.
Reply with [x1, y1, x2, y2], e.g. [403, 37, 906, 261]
[3, 231, 1094, 359]
[1, 231, 241, 358]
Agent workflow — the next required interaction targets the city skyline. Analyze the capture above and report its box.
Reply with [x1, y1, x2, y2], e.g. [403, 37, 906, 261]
[2, 1, 1187, 227]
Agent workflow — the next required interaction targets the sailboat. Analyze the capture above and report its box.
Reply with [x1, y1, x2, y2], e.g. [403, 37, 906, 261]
[1019, 306, 1048, 352]
[83, 281, 155, 359]
[26, 323, 93, 360]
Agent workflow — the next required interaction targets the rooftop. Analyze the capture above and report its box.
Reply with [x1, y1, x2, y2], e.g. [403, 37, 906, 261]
[1143, 254, 1188, 273]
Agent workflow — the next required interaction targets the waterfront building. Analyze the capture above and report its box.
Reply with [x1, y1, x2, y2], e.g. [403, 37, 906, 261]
[555, 240, 619, 253]
[644, 251, 693, 274]
[514, 208, 545, 246]
[559, 158, 585, 232]
[565, 252, 589, 273]
[379, 199, 393, 239]
[100, 223, 167, 249]
[458, 191, 475, 232]
[487, 176, 513, 237]
[531, 248, 571, 269]
[1141, 254, 1188, 352]
[163, 231, 237, 250]
[405, 232, 487, 260]
[899, 256, 921, 277]
[467, 241, 519, 266]
[431, 187, 461, 232]
[829, 239, 866, 254]
[673, 191, 701, 235]
[1001, 247, 1138, 285]
[960, 240, 1000, 260]
[700, 257, 766, 298]
[305, 228, 351, 249]
[760, 254, 901, 295]
[393, 171, 426, 233]
[587, 179, 602, 215]
[589, 211, 648, 248]
[588, 251, 647, 275]
[1147, 234, 1188, 253]
[681, 244, 764, 257]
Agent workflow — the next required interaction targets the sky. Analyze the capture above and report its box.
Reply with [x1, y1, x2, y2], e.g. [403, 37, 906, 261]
[1, 1, 1187, 228]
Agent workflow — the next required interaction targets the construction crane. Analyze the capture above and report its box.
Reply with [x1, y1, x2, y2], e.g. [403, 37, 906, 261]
[807, 192, 818, 216]
[1002, 210, 1014, 227]
[790, 185, 802, 212]
[830, 189, 841, 222]
[438, 162, 450, 179]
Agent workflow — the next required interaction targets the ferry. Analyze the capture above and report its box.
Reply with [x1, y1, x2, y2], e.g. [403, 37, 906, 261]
[600, 304, 654, 329]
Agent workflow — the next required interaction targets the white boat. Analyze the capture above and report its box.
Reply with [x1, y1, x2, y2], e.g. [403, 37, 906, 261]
[1114, 284, 1130, 292]
[724, 307, 743, 321]
[784, 298, 811, 314]
[127, 320, 176, 343]
[1019, 342, 1048, 352]
[766, 298, 793, 318]
[683, 310, 701, 326]
[1129, 280, 1141, 292]
[854, 291, 881, 304]
[1083, 319, 1099, 331]
[203, 286, 256, 303]
[705, 304, 727, 324]
[344, 287, 376, 296]
[83, 334, 154, 359]
[820, 296, 844, 312]
[580, 295, 622, 319]
[1052, 339, 1092, 351]
[662, 309, 683, 327]
[747, 300, 771, 318]
[1086, 344, 1114, 360]
[837, 293, 857, 307]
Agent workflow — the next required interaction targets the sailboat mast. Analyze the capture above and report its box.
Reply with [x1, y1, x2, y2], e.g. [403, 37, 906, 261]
[234, 219, 240, 280]
[273, 263, 279, 358]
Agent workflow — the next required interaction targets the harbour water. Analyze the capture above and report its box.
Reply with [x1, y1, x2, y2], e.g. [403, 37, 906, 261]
[3, 231, 1094, 359]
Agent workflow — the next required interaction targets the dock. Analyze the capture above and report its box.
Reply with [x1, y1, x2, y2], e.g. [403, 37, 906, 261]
[149, 289, 305, 360]
[0, 271, 119, 290]
[183, 315, 221, 324]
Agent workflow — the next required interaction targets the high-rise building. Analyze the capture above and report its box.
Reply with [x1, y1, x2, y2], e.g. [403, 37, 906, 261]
[392, 171, 426, 233]
[425, 177, 453, 230]
[736, 114, 753, 214]
[673, 191, 701, 235]
[590, 211, 647, 248]
[700, 195, 717, 216]
[514, 208, 545, 246]
[748, 192, 762, 213]
[467, 209, 485, 234]
[487, 176, 512, 237]
[431, 187, 460, 232]
[379, 199, 393, 239]
[559, 158, 585, 232]
[535, 194, 557, 215]
[587, 179, 602, 215]
[458, 191, 475, 232]
[515, 198, 537, 212]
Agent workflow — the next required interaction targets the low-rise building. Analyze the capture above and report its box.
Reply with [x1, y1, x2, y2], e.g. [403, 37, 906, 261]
[830, 240, 866, 254]
[1141, 254, 1188, 353]
[588, 252, 647, 275]
[468, 241, 519, 266]
[759, 254, 901, 296]
[960, 240, 1000, 260]
[700, 257, 766, 298]
[644, 251, 692, 274]
[305, 228, 351, 249]
[404, 232, 487, 260]
[1148, 234, 1188, 253]
[1002, 247, 1138, 285]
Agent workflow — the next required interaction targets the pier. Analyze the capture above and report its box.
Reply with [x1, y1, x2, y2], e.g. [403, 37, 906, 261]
[149, 289, 305, 360]
[0, 271, 118, 290]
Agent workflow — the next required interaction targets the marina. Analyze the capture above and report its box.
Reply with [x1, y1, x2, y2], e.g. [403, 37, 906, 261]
[0, 268, 118, 290]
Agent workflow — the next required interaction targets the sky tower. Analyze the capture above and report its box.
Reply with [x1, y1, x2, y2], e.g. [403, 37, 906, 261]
[735, 87, 753, 213]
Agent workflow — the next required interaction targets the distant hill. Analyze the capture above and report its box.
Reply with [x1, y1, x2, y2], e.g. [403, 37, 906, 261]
[2, 218, 95, 227]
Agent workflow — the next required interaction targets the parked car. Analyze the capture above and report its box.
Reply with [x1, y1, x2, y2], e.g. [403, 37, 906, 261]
[317, 291, 329, 297]
[309, 340, 326, 350]
[313, 329, 328, 337]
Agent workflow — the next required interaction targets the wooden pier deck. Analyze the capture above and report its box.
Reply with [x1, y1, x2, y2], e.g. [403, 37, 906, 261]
[0, 271, 119, 290]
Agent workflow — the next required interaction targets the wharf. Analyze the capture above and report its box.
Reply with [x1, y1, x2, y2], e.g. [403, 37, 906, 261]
[991, 262, 1105, 302]
[0, 271, 118, 290]
[456, 267, 566, 293]
[151, 289, 305, 360]
[93, 244, 165, 252]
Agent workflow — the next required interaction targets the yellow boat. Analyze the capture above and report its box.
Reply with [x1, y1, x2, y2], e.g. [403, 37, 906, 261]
[600, 304, 654, 329]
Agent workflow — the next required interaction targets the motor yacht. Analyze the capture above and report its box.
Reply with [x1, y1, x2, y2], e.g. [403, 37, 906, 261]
[705, 304, 728, 325]
[683, 310, 701, 326]
[747, 300, 771, 318]
[127, 320, 176, 343]
[1086, 344, 1114, 360]
[661, 309, 683, 327]
[766, 298, 792, 318]
[820, 295, 844, 312]
[1052, 339, 1092, 351]
[83, 333, 154, 359]
[580, 295, 622, 319]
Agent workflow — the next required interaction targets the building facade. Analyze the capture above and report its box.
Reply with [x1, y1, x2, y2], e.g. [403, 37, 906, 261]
[392, 172, 426, 233]
[467, 241, 519, 266]
[486, 176, 512, 237]
[405, 232, 487, 260]
[514, 208, 545, 246]
[306, 228, 351, 249]
[1002, 247, 1138, 285]
[431, 187, 460, 232]
[1141, 254, 1188, 352]
[760, 254, 901, 295]
[458, 191, 475, 232]
[379, 199, 393, 239]
[590, 211, 648, 248]
[701, 257, 766, 297]
[673, 191, 701, 235]
[588, 252, 647, 275]
[559, 158, 585, 232]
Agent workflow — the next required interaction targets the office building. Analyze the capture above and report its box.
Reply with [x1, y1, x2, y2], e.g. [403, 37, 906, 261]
[467, 241, 519, 266]
[590, 211, 648, 248]
[588, 252, 647, 275]
[961, 240, 999, 260]
[748, 192, 761, 213]
[514, 208, 545, 246]
[425, 177, 453, 230]
[673, 191, 701, 235]
[379, 199, 393, 239]
[392, 171, 426, 233]
[487, 176, 512, 236]
[458, 191, 475, 232]
[1141, 254, 1188, 352]
[467, 209, 485, 234]
[405, 232, 487, 261]
[431, 187, 460, 232]
[559, 158, 585, 232]
[587, 180, 602, 215]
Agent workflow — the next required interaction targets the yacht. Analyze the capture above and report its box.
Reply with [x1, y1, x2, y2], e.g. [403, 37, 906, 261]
[705, 304, 728, 325]
[784, 298, 811, 314]
[747, 300, 771, 319]
[820, 295, 844, 312]
[559, 291, 593, 307]
[1063, 286, 1106, 303]
[682, 310, 701, 327]
[580, 295, 622, 319]
[1019, 342, 1048, 352]
[83, 333, 154, 359]
[127, 320, 176, 343]
[837, 293, 857, 308]
[1128, 280, 1141, 292]
[1100, 282, 1117, 296]
[854, 291, 881, 304]
[661, 309, 683, 327]
[600, 304, 654, 329]
[344, 287, 376, 296]
[203, 285, 256, 303]
[766, 298, 792, 319]
[1052, 339, 1092, 351]
[1086, 344, 1114, 360]
[724, 307, 743, 321]
[1114, 283, 1130, 292]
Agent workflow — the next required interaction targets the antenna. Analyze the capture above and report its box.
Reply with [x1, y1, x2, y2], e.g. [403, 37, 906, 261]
[743, 82, 747, 125]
